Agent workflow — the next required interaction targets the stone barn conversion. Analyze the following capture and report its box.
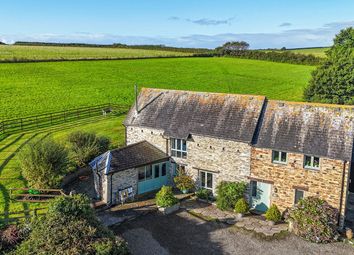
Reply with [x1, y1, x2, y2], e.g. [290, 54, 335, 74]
[91, 88, 354, 228]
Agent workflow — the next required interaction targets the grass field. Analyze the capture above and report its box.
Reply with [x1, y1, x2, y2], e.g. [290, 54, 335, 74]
[0, 115, 126, 222]
[0, 45, 192, 61]
[287, 47, 329, 57]
[0, 57, 314, 119]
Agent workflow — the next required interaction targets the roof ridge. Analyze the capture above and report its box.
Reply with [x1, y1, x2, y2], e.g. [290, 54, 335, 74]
[110, 140, 147, 152]
[140, 87, 266, 99]
[141, 87, 354, 110]
[268, 99, 354, 109]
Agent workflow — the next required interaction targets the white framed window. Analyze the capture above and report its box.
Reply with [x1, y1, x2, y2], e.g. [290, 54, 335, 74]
[294, 189, 304, 204]
[171, 138, 187, 158]
[200, 171, 213, 190]
[272, 150, 287, 164]
[304, 155, 320, 170]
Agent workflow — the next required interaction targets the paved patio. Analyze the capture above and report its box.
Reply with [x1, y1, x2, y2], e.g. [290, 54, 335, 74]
[97, 192, 193, 227]
[181, 198, 288, 237]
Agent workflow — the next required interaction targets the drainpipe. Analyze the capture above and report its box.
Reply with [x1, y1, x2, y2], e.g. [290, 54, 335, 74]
[135, 84, 139, 114]
[110, 173, 113, 205]
[339, 160, 347, 227]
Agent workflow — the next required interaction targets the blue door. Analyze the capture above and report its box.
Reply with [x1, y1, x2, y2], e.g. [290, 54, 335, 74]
[138, 162, 169, 194]
[250, 181, 271, 213]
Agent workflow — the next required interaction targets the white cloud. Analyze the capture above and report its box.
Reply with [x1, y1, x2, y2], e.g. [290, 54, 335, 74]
[1, 21, 353, 49]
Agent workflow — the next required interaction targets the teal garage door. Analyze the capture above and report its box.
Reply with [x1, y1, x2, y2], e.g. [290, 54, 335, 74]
[249, 180, 271, 213]
[138, 161, 169, 194]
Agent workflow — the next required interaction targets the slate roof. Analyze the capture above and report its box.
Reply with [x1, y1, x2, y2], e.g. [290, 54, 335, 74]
[109, 141, 169, 174]
[254, 100, 354, 161]
[90, 141, 169, 175]
[124, 88, 266, 142]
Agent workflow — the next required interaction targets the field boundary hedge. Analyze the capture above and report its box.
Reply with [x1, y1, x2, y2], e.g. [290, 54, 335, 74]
[0, 54, 213, 64]
[216, 50, 323, 65]
[0, 103, 130, 135]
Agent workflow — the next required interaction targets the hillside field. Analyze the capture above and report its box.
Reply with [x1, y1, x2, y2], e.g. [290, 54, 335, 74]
[0, 57, 314, 119]
[0, 45, 192, 61]
[288, 47, 329, 57]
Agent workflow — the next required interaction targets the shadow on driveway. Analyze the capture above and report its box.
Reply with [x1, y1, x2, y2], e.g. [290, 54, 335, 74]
[112, 209, 354, 255]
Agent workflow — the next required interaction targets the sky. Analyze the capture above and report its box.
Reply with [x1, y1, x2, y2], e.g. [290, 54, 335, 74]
[1, 0, 354, 49]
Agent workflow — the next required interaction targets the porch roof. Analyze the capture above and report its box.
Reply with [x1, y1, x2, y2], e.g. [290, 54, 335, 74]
[107, 141, 169, 174]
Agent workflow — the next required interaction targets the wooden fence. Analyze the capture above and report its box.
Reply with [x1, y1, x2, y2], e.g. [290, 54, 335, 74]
[9, 188, 66, 203]
[0, 103, 130, 135]
[0, 207, 47, 224]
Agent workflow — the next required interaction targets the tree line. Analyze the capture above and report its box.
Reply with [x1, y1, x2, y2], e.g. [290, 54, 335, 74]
[215, 41, 323, 66]
[12, 41, 212, 54]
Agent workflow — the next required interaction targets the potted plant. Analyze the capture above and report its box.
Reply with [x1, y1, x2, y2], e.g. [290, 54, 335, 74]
[265, 204, 282, 226]
[195, 188, 212, 202]
[174, 173, 194, 194]
[234, 198, 249, 219]
[155, 186, 179, 215]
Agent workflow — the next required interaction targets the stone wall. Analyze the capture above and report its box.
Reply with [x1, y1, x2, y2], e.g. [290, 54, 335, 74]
[110, 168, 138, 204]
[126, 126, 167, 152]
[250, 147, 349, 222]
[126, 126, 252, 193]
[99, 168, 138, 204]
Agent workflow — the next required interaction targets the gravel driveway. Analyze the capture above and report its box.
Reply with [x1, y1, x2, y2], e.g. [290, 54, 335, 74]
[112, 210, 354, 255]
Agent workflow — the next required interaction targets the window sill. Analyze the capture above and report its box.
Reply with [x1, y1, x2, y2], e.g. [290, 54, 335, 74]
[304, 167, 320, 171]
[272, 161, 287, 165]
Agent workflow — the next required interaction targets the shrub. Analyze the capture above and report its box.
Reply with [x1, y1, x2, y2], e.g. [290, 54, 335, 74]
[234, 198, 249, 214]
[216, 181, 247, 211]
[0, 224, 27, 253]
[265, 204, 282, 223]
[14, 194, 129, 255]
[18, 137, 69, 189]
[92, 237, 129, 255]
[285, 197, 339, 243]
[195, 188, 212, 200]
[304, 27, 354, 104]
[67, 131, 110, 167]
[155, 186, 178, 208]
[174, 174, 194, 192]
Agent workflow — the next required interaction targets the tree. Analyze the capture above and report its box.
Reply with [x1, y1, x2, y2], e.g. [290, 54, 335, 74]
[67, 131, 110, 167]
[14, 195, 129, 255]
[304, 27, 354, 104]
[18, 137, 69, 189]
[215, 41, 250, 55]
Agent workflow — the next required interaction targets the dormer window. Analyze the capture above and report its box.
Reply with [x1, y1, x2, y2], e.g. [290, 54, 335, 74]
[171, 138, 187, 158]
[272, 150, 287, 164]
[304, 155, 320, 170]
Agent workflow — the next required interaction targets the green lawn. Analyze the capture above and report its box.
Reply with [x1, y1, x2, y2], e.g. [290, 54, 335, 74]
[0, 45, 191, 61]
[0, 57, 314, 119]
[0, 115, 126, 222]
